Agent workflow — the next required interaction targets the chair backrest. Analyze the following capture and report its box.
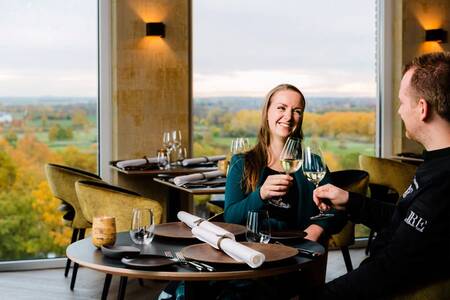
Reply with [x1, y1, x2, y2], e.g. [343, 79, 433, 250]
[359, 155, 417, 200]
[329, 170, 370, 247]
[45, 163, 102, 229]
[392, 277, 450, 300]
[75, 180, 163, 232]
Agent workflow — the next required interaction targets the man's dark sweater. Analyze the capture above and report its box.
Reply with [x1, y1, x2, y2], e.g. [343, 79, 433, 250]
[318, 147, 450, 299]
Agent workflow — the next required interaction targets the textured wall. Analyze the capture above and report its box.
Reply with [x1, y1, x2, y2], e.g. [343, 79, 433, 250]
[111, 0, 191, 218]
[112, 0, 191, 161]
[398, 0, 450, 153]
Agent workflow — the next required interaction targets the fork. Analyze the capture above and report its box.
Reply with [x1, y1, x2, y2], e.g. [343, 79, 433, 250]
[164, 251, 203, 271]
[176, 252, 215, 272]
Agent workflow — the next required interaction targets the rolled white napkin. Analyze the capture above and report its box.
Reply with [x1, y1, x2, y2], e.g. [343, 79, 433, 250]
[182, 155, 226, 167]
[173, 170, 224, 186]
[116, 157, 159, 169]
[192, 226, 265, 268]
[177, 211, 234, 240]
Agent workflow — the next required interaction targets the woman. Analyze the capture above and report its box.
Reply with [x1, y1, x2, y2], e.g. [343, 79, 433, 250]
[224, 83, 345, 241]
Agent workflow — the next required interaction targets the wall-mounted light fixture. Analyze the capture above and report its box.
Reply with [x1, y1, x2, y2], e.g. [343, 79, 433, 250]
[425, 29, 447, 43]
[146, 22, 165, 38]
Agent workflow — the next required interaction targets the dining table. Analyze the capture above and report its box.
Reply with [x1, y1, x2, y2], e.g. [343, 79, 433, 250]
[67, 229, 326, 300]
[110, 160, 220, 222]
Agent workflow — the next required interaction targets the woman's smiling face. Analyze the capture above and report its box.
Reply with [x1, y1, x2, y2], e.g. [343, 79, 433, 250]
[267, 89, 304, 142]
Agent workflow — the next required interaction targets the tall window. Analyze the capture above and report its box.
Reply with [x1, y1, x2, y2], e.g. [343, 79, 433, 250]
[0, 1, 98, 261]
[193, 0, 376, 238]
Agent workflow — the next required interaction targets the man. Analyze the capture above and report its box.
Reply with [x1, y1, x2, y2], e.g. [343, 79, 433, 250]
[312, 52, 450, 299]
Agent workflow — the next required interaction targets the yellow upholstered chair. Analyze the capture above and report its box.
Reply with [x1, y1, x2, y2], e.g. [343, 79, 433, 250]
[75, 180, 163, 299]
[45, 163, 103, 290]
[358, 155, 417, 253]
[75, 180, 163, 232]
[328, 170, 369, 273]
[392, 277, 450, 300]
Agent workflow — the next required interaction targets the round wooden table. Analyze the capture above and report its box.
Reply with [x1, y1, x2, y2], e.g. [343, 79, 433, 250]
[67, 232, 325, 299]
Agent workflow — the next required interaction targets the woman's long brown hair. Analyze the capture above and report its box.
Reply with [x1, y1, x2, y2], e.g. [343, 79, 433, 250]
[242, 84, 305, 193]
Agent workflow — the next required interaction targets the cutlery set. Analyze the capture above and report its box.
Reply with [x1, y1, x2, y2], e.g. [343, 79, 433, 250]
[164, 250, 215, 272]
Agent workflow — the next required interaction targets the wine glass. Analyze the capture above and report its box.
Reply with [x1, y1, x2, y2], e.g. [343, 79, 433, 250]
[130, 208, 155, 245]
[268, 137, 302, 209]
[302, 141, 334, 220]
[162, 131, 173, 168]
[230, 137, 250, 155]
[246, 210, 271, 244]
[171, 130, 182, 149]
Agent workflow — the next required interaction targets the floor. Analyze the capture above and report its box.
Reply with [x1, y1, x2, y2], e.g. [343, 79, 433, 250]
[0, 248, 367, 299]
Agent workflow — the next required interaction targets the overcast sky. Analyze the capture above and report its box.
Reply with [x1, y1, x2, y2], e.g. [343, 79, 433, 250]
[0, 0, 376, 98]
[194, 0, 376, 97]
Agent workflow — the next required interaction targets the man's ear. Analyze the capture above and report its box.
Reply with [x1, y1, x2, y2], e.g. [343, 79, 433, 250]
[418, 98, 430, 121]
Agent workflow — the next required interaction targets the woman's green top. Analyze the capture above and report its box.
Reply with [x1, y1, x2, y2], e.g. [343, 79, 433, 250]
[224, 154, 346, 234]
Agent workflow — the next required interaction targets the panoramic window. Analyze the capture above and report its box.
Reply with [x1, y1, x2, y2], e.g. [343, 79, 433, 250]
[193, 0, 376, 237]
[0, 1, 98, 261]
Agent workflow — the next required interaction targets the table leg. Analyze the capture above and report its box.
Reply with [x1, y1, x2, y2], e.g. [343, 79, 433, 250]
[101, 274, 112, 300]
[166, 188, 182, 222]
[117, 276, 128, 300]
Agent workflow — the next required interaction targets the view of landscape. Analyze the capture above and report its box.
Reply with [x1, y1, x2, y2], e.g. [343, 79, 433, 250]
[0, 97, 97, 260]
[0, 0, 376, 261]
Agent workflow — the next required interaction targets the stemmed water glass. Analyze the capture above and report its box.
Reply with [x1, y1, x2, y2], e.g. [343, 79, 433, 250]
[230, 137, 250, 155]
[302, 141, 334, 220]
[163, 131, 173, 167]
[268, 137, 302, 209]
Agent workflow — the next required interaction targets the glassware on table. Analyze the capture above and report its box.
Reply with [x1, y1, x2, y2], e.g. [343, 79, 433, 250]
[162, 131, 173, 167]
[171, 130, 182, 149]
[156, 148, 168, 170]
[176, 146, 187, 164]
[246, 210, 271, 244]
[268, 137, 302, 209]
[130, 208, 155, 245]
[92, 216, 116, 248]
[230, 137, 250, 155]
[302, 141, 334, 220]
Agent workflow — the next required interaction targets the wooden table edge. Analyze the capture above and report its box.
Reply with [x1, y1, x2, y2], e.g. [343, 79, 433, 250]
[66, 245, 309, 281]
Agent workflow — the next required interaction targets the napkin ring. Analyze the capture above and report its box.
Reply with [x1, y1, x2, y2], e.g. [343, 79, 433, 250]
[203, 156, 210, 162]
[193, 218, 205, 226]
[143, 156, 150, 164]
[216, 235, 228, 250]
[199, 172, 207, 180]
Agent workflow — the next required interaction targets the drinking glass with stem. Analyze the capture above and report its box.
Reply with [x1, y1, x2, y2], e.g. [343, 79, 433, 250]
[162, 131, 173, 167]
[302, 141, 334, 220]
[268, 137, 302, 209]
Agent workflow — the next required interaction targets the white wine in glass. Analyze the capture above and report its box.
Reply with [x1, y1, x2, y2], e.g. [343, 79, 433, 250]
[268, 137, 302, 209]
[302, 142, 334, 220]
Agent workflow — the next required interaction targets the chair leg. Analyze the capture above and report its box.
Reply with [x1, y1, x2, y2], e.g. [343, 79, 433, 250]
[366, 229, 375, 255]
[117, 276, 128, 300]
[78, 228, 86, 240]
[70, 263, 79, 290]
[101, 274, 112, 300]
[138, 278, 144, 286]
[65, 228, 79, 277]
[340, 246, 353, 272]
[69, 228, 86, 290]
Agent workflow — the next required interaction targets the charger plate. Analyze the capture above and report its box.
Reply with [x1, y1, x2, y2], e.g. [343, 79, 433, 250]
[270, 230, 307, 241]
[154, 222, 246, 239]
[121, 257, 175, 269]
[181, 242, 298, 264]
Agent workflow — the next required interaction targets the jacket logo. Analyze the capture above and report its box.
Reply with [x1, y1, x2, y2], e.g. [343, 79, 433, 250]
[404, 210, 427, 233]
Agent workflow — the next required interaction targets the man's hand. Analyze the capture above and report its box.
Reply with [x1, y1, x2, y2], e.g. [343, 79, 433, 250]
[259, 174, 293, 200]
[313, 183, 349, 211]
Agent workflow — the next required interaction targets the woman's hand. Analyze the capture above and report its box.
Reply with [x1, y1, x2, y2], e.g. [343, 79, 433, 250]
[259, 174, 293, 200]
